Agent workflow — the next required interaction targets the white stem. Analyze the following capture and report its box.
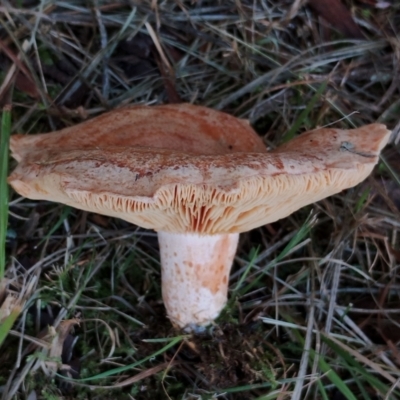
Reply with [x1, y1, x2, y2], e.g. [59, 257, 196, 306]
[158, 232, 239, 330]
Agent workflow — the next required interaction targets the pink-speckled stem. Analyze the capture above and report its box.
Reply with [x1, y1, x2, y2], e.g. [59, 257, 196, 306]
[158, 232, 239, 331]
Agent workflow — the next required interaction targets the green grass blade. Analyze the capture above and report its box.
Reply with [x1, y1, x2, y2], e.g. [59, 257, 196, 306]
[316, 379, 330, 400]
[223, 382, 273, 393]
[61, 335, 185, 382]
[354, 188, 371, 213]
[380, 154, 400, 187]
[316, 355, 357, 400]
[321, 335, 396, 396]
[0, 105, 11, 279]
[240, 212, 316, 294]
[273, 213, 316, 263]
[38, 206, 71, 245]
[285, 316, 357, 400]
[231, 246, 259, 296]
[281, 81, 328, 142]
[0, 307, 21, 348]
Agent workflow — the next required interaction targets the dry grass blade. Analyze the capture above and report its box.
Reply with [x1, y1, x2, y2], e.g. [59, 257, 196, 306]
[43, 319, 80, 375]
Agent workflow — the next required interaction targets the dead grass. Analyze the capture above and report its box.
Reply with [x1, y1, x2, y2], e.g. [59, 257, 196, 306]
[1, 1, 400, 399]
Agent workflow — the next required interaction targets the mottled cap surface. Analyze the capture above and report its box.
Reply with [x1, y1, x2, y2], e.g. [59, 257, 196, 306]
[10, 103, 265, 161]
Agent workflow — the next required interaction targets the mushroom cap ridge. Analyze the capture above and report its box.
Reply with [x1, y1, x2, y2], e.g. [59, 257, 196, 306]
[8, 123, 390, 235]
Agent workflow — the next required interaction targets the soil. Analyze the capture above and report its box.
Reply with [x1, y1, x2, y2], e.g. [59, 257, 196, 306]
[128, 309, 281, 400]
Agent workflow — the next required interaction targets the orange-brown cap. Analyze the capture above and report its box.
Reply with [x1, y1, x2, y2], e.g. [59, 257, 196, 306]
[8, 105, 390, 235]
[9, 103, 264, 162]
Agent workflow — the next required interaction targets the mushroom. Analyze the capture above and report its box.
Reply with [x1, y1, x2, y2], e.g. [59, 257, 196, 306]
[8, 104, 390, 330]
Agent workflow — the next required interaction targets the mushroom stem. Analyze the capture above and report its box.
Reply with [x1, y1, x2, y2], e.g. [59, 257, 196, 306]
[158, 231, 239, 330]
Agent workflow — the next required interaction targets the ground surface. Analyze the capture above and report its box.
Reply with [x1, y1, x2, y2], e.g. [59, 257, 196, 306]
[1, 1, 400, 399]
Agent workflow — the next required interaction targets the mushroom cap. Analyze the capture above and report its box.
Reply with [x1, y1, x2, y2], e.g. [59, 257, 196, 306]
[8, 105, 390, 234]
[10, 103, 265, 162]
